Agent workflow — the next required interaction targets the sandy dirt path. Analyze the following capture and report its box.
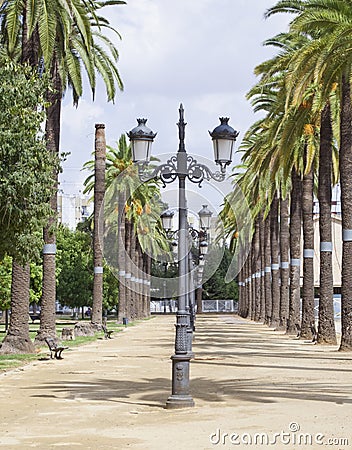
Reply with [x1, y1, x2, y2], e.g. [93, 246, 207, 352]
[0, 315, 351, 450]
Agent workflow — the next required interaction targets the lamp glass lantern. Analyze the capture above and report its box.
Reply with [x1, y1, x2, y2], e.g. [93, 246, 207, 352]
[127, 118, 157, 163]
[198, 204, 213, 231]
[199, 241, 208, 256]
[161, 209, 175, 232]
[209, 117, 239, 169]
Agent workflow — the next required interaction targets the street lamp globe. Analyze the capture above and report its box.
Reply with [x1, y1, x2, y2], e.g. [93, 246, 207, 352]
[199, 240, 209, 257]
[209, 117, 239, 171]
[127, 118, 157, 163]
[161, 209, 175, 232]
[198, 204, 213, 231]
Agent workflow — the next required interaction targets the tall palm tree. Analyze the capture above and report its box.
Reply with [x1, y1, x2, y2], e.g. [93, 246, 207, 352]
[0, 263, 35, 354]
[266, 0, 351, 348]
[288, 167, 302, 334]
[91, 123, 106, 328]
[279, 194, 290, 330]
[317, 102, 337, 344]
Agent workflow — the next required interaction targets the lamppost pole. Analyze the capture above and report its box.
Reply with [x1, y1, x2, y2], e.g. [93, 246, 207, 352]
[128, 104, 238, 409]
[166, 105, 194, 408]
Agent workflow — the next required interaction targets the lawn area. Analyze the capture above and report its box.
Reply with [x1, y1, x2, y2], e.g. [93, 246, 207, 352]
[0, 317, 135, 372]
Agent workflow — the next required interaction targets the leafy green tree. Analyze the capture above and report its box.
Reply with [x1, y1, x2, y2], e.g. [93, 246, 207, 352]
[0, 257, 12, 311]
[1, 0, 125, 340]
[0, 58, 55, 262]
[203, 246, 238, 301]
[56, 225, 93, 311]
[0, 57, 57, 354]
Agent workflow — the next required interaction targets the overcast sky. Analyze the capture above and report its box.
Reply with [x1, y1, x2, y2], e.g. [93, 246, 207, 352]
[59, 0, 290, 212]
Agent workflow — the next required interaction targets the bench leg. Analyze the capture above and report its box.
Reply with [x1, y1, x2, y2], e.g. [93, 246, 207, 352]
[55, 349, 63, 359]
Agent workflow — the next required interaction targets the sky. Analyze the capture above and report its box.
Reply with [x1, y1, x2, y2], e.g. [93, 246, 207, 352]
[59, 0, 290, 216]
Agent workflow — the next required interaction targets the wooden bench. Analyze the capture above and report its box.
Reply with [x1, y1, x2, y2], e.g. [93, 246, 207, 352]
[102, 324, 113, 339]
[45, 337, 68, 359]
[29, 314, 40, 323]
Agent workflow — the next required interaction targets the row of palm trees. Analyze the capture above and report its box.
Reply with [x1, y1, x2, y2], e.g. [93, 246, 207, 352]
[0, 0, 125, 352]
[221, 0, 352, 350]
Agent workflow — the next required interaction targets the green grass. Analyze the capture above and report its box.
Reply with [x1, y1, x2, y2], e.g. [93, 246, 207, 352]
[0, 353, 39, 370]
[0, 319, 136, 372]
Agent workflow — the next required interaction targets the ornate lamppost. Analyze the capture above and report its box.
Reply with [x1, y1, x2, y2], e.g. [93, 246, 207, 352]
[128, 104, 238, 409]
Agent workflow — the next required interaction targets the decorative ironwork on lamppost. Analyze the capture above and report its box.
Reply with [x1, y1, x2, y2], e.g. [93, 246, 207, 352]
[128, 104, 238, 409]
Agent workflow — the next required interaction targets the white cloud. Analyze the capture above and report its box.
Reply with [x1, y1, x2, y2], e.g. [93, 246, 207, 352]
[60, 0, 291, 194]
[61, 99, 104, 135]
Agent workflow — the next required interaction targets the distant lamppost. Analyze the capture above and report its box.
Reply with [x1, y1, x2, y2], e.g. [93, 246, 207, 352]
[196, 204, 212, 313]
[128, 104, 238, 409]
[198, 204, 213, 235]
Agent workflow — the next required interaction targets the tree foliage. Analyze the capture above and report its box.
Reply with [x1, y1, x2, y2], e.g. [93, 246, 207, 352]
[0, 57, 57, 263]
[56, 223, 119, 310]
[203, 246, 238, 301]
[56, 224, 93, 309]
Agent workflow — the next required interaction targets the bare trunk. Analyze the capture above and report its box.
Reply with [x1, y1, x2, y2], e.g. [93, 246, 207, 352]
[318, 103, 336, 345]
[238, 249, 245, 317]
[0, 262, 35, 354]
[259, 214, 265, 322]
[339, 73, 352, 351]
[125, 219, 133, 321]
[36, 56, 61, 344]
[288, 168, 302, 334]
[301, 151, 315, 340]
[264, 214, 272, 325]
[279, 196, 290, 330]
[252, 220, 261, 321]
[270, 193, 280, 328]
[91, 124, 106, 329]
[247, 248, 253, 319]
[145, 254, 152, 317]
[117, 191, 127, 322]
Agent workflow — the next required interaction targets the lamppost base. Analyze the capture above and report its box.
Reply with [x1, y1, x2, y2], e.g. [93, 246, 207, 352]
[165, 394, 195, 409]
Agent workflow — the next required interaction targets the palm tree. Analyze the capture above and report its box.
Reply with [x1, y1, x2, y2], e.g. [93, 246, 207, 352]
[91, 123, 106, 328]
[317, 102, 337, 344]
[279, 194, 290, 330]
[265, 0, 350, 347]
[288, 167, 302, 334]
[0, 263, 35, 354]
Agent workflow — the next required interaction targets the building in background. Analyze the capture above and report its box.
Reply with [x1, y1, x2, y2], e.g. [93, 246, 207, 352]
[58, 192, 92, 230]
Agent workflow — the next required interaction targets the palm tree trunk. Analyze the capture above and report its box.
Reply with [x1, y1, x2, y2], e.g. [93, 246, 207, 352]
[270, 193, 280, 328]
[125, 219, 133, 321]
[91, 123, 106, 329]
[264, 213, 272, 325]
[318, 102, 336, 344]
[339, 73, 352, 350]
[117, 191, 127, 322]
[238, 248, 246, 317]
[0, 262, 35, 354]
[252, 220, 261, 321]
[244, 251, 252, 318]
[301, 150, 315, 339]
[247, 247, 253, 319]
[242, 255, 248, 317]
[287, 168, 302, 334]
[35, 56, 61, 344]
[279, 195, 290, 330]
[259, 214, 265, 322]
